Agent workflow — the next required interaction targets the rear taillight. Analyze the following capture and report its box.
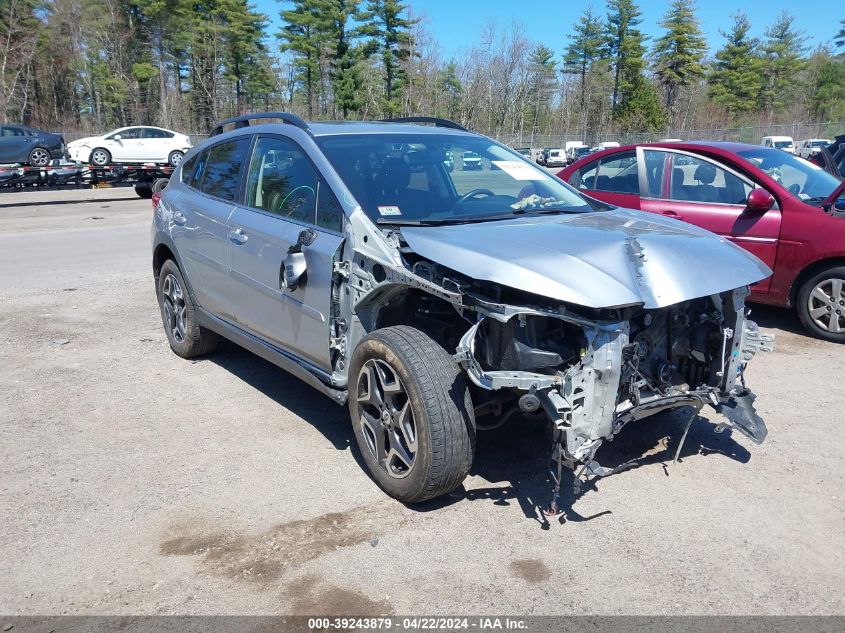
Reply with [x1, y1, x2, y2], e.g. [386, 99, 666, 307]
[152, 191, 162, 210]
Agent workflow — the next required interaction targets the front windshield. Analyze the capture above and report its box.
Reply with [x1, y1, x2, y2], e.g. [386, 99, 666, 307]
[738, 147, 842, 201]
[774, 140, 793, 149]
[316, 133, 595, 224]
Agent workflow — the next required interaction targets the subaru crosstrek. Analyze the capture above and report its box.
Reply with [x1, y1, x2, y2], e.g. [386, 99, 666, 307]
[152, 114, 773, 507]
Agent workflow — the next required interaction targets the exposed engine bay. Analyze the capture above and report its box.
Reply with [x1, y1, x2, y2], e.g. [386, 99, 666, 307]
[338, 219, 774, 511]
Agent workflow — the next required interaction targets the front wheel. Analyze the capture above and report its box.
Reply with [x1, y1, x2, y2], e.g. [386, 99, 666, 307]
[797, 266, 845, 343]
[89, 148, 111, 166]
[348, 326, 475, 503]
[168, 151, 184, 167]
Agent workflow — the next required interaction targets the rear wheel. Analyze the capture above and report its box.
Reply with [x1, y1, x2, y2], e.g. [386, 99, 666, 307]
[797, 266, 845, 343]
[348, 326, 475, 503]
[89, 148, 111, 166]
[157, 259, 219, 358]
[27, 147, 51, 167]
[168, 150, 184, 167]
[135, 182, 153, 199]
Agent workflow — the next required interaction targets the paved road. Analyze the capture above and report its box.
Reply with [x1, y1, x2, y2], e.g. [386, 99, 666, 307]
[1, 187, 843, 616]
[0, 189, 150, 293]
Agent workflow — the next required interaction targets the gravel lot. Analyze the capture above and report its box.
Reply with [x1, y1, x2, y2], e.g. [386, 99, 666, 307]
[1, 188, 843, 615]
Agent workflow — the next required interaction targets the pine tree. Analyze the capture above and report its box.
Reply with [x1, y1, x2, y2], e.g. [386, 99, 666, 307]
[836, 19, 845, 50]
[563, 7, 605, 117]
[360, 0, 416, 116]
[436, 61, 461, 120]
[758, 11, 807, 117]
[605, 0, 644, 110]
[279, 0, 329, 118]
[527, 45, 556, 138]
[652, 0, 707, 114]
[218, 0, 268, 116]
[615, 74, 666, 132]
[808, 48, 845, 120]
[708, 13, 763, 116]
[324, 0, 365, 118]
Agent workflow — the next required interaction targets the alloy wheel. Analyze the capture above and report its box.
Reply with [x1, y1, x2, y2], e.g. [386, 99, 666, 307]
[807, 277, 845, 334]
[29, 148, 50, 167]
[161, 273, 187, 343]
[356, 359, 417, 478]
[91, 150, 109, 165]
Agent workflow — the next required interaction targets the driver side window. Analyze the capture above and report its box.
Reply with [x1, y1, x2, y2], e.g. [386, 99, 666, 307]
[245, 136, 319, 225]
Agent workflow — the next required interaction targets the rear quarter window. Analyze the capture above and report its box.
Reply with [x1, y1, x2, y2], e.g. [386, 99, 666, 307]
[199, 137, 251, 201]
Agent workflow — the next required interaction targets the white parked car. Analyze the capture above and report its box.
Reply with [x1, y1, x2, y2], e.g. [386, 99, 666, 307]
[67, 126, 192, 166]
[761, 135, 795, 154]
[796, 138, 832, 159]
[544, 148, 567, 167]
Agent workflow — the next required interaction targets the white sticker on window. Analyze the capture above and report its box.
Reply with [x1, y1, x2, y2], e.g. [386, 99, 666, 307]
[491, 160, 545, 180]
[377, 205, 402, 216]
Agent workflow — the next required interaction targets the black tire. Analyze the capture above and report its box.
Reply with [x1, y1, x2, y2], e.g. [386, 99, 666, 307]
[348, 326, 475, 503]
[797, 266, 845, 343]
[157, 259, 219, 358]
[89, 148, 111, 166]
[168, 151, 184, 167]
[27, 147, 51, 167]
[135, 183, 153, 199]
[152, 177, 169, 193]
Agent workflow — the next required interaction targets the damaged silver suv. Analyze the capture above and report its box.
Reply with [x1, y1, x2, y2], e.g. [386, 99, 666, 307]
[152, 114, 774, 507]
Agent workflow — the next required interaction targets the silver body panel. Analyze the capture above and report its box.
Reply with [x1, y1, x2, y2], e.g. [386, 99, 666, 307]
[400, 209, 772, 309]
[153, 119, 774, 496]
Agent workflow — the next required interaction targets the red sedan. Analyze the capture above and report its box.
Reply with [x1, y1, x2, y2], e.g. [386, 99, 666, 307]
[558, 142, 845, 342]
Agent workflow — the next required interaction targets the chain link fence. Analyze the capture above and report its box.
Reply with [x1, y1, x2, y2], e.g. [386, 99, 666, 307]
[59, 121, 843, 152]
[494, 121, 844, 151]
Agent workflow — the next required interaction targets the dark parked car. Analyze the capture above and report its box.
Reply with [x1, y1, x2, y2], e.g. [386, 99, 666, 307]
[0, 124, 65, 166]
[559, 141, 845, 342]
[811, 134, 845, 178]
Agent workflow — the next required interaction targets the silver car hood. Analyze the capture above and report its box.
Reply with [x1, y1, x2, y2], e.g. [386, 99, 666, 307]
[399, 208, 772, 309]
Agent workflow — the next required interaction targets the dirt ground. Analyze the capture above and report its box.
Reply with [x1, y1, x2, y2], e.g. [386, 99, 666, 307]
[1, 188, 843, 615]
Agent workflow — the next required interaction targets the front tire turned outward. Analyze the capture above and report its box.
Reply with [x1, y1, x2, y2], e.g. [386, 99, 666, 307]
[797, 266, 845, 343]
[348, 326, 476, 504]
[156, 259, 219, 358]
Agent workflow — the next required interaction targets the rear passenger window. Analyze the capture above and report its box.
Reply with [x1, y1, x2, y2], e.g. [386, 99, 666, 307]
[200, 137, 251, 201]
[181, 152, 203, 186]
[573, 153, 639, 194]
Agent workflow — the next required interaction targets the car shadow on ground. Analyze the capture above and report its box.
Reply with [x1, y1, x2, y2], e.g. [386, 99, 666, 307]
[416, 406, 751, 529]
[0, 194, 137, 208]
[207, 341, 353, 452]
[748, 303, 805, 336]
[204, 343, 750, 528]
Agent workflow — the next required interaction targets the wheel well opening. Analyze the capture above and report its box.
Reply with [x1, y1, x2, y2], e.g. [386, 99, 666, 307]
[153, 244, 176, 280]
[789, 257, 845, 306]
[373, 289, 467, 350]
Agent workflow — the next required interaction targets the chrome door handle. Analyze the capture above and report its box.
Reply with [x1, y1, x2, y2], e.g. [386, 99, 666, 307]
[172, 212, 187, 226]
[228, 228, 248, 245]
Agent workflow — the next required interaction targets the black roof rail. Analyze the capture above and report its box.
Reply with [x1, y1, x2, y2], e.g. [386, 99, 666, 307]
[379, 116, 468, 132]
[210, 112, 311, 137]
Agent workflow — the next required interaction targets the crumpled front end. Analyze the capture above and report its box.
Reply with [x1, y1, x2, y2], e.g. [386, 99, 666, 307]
[454, 285, 773, 502]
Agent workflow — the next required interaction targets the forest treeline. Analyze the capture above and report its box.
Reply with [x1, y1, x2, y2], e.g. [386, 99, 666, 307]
[1, 0, 844, 139]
